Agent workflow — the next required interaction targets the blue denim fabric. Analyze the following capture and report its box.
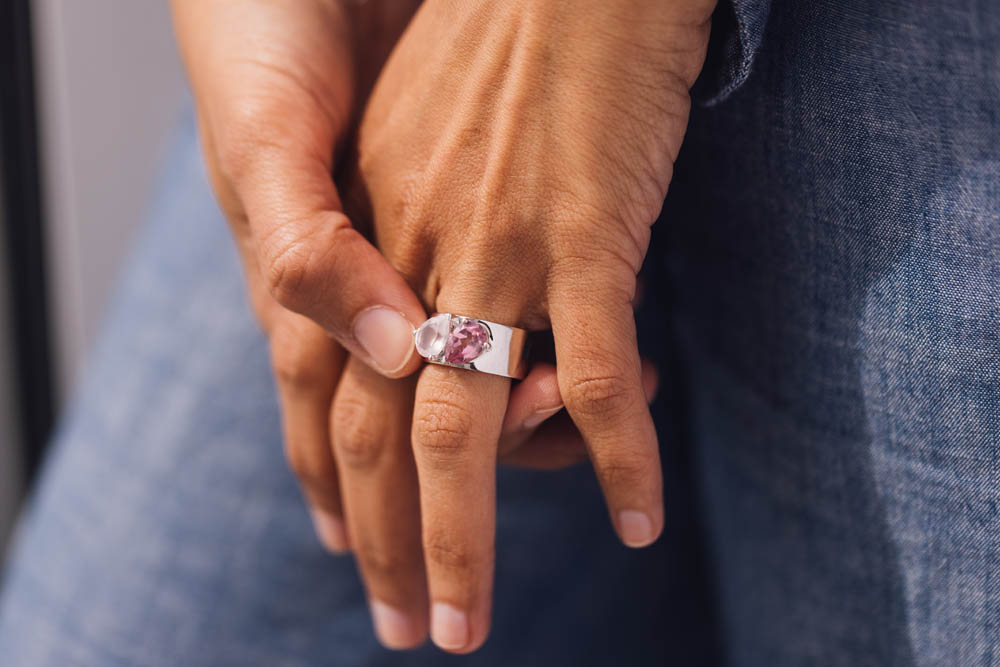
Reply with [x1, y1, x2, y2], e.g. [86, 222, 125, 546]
[0, 112, 714, 666]
[2, 0, 999, 665]
[695, 0, 771, 105]
[660, 0, 1000, 664]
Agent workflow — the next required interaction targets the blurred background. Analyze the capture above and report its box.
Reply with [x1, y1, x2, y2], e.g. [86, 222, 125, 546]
[1, 0, 186, 557]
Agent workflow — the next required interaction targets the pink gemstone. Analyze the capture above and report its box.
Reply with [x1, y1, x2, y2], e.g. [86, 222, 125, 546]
[444, 320, 490, 364]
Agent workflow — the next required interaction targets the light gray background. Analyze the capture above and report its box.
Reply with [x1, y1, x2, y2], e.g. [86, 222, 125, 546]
[0, 0, 187, 553]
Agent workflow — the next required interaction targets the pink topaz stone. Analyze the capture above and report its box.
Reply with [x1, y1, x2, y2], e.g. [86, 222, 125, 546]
[444, 319, 490, 364]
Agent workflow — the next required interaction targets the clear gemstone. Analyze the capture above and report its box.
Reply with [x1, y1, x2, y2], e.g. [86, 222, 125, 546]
[414, 313, 451, 360]
[444, 319, 490, 364]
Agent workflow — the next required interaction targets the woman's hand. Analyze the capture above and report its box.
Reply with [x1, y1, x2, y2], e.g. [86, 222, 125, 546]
[172, 1, 645, 649]
[173, 0, 428, 378]
[172, 0, 430, 556]
[333, 0, 715, 653]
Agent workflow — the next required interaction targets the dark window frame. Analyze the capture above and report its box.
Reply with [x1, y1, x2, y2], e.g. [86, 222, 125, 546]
[0, 0, 55, 483]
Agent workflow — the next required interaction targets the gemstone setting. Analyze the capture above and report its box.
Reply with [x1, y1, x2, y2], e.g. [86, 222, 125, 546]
[444, 319, 491, 364]
[414, 313, 452, 360]
[415, 314, 494, 365]
[412, 313, 524, 378]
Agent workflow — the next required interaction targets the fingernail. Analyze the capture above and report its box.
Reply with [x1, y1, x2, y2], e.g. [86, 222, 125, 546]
[310, 509, 349, 554]
[430, 602, 468, 651]
[521, 404, 564, 430]
[371, 599, 423, 650]
[352, 306, 415, 374]
[618, 510, 656, 548]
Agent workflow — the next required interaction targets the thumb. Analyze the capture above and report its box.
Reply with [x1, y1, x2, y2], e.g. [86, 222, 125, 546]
[174, 0, 425, 376]
[238, 146, 426, 378]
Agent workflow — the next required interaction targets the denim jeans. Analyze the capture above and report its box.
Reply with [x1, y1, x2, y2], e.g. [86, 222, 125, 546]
[666, 1, 1000, 664]
[1, 1, 998, 665]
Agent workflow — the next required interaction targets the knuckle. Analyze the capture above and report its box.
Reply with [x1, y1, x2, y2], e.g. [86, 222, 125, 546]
[262, 233, 319, 311]
[424, 532, 489, 573]
[412, 396, 474, 459]
[563, 364, 637, 419]
[551, 251, 638, 300]
[355, 541, 409, 582]
[591, 453, 650, 490]
[284, 442, 336, 492]
[260, 217, 353, 314]
[332, 394, 387, 471]
[270, 324, 331, 392]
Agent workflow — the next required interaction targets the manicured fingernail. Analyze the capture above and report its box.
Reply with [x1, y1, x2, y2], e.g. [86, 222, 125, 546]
[521, 404, 563, 430]
[431, 602, 468, 650]
[371, 599, 424, 650]
[352, 306, 415, 374]
[310, 509, 349, 554]
[618, 510, 656, 548]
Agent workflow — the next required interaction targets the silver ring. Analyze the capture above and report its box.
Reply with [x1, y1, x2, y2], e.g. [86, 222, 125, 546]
[413, 313, 528, 379]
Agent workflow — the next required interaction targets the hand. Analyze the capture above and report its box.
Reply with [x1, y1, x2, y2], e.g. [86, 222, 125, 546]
[172, 0, 428, 558]
[173, 0, 428, 379]
[333, 0, 715, 653]
[171, 1, 645, 646]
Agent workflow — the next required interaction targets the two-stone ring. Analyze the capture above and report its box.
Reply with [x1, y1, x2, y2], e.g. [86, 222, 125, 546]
[413, 313, 528, 379]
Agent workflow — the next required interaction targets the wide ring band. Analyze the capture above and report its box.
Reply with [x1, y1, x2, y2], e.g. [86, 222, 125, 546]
[413, 313, 528, 379]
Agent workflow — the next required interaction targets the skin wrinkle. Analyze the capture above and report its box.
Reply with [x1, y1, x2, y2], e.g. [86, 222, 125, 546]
[220, 129, 333, 205]
[331, 393, 391, 472]
[270, 327, 335, 392]
[423, 529, 492, 574]
[225, 55, 350, 142]
[545, 18, 700, 231]
[261, 218, 355, 321]
[354, 539, 414, 584]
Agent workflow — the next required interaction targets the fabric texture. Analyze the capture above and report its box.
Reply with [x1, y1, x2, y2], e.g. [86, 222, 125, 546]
[664, 0, 1000, 664]
[694, 0, 772, 105]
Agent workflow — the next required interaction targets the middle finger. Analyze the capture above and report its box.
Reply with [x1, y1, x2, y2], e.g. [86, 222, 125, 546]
[331, 356, 427, 649]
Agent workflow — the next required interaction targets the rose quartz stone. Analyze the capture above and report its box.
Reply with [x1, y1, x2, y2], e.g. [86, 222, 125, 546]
[414, 313, 451, 360]
[444, 320, 490, 364]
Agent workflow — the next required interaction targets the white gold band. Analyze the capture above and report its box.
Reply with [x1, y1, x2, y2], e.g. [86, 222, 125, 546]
[413, 313, 528, 379]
